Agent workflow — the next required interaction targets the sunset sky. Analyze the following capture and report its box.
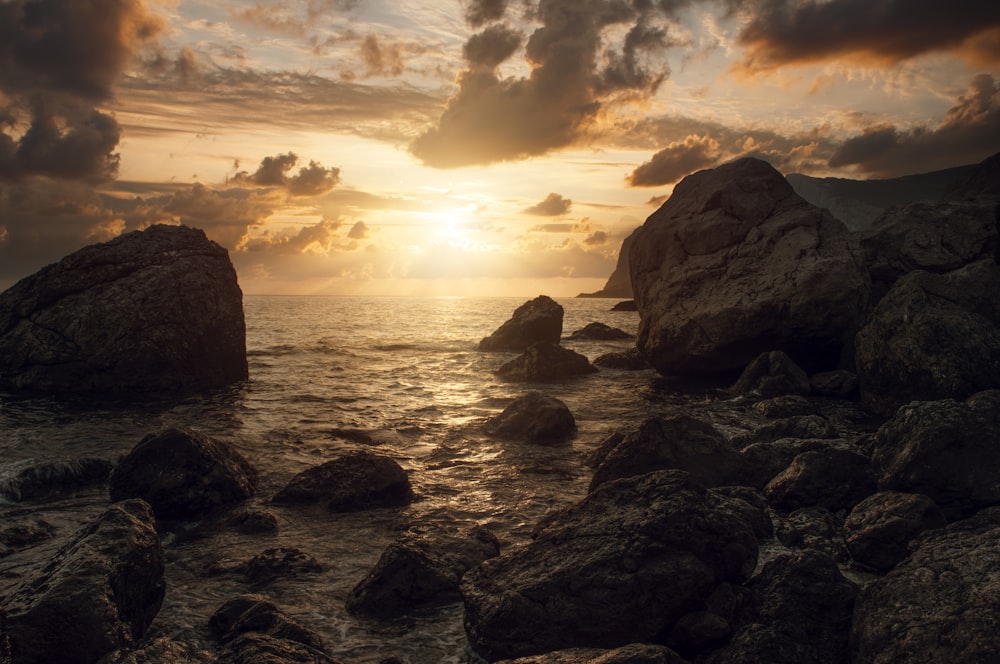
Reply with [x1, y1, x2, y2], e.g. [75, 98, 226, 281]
[2, 0, 999, 296]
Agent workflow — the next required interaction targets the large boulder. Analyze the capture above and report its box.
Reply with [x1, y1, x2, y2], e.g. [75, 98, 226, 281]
[739, 438, 852, 491]
[843, 491, 946, 571]
[763, 447, 876, 513]
[867, 390, 1000, 520]
[0, 224, 248, 396]
[271, 451, 413, 512]
[496, 342, 598, 382]
[5, 500, 165, 664]
[108, 428, 258, 520]
[850, 507, 1000, 663]
[629, 158, 869, 376]
[480, 296, 563, 351]
[729, 351, 811, 398]
[462, 470, 759, 661]
[485, 392, 577, 444]
[855, 259, 1000, 416]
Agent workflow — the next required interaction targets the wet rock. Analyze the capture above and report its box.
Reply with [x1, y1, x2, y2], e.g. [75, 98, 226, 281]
[462, 470, 759, 661]
[775, 507, 848, 561]
[764, 447, 876, 513]
[810, 370, 858, 399]
[589, 415, 745, 491]
[739, 438, 852, 490]
[753, 395, 816, 419]
[219, 633, 342, 664]
[479, 296, 563, 352]
[109, 428, 257, 520]
[271, 451, 413, 512]
[729, 415, 839, 449]
[850, 507, 1000, 663]
[5, 499, 165, 664]
[496, 342, 598, 382]
[593, 348, 649, 370]
[611, 300, 638, 312]
[711, 486, 774, 540]
[855, 259, 1000, 416]
[0, 518, 55, 558]
[585, 431, 625, 469]
[497, 643, 688, 664]
[844, 491, 946, 571]
[0, 224, 248, 396]
[0, 458, 112, 502]
[97, 637, 202, 664]
[231, 547, 323, 587]
[210, 594, 326, 652]
[629, 158, 869, 377]
[709, 551, 857, 664]
[0, 611, 9, 664]
[730, 351, 810, 398]
[226, 509, 279, 535]
[868, 390, 1000, 520]
[567, 322, 632, 341]
[346, 526, 500, 619]
[485, 392, 576, 444]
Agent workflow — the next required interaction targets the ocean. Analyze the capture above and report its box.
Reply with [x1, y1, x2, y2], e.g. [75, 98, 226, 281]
[0, 294, 761, 663]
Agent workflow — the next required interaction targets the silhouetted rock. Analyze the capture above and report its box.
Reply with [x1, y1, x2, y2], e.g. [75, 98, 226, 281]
[577, 229, 638, 299]
[496, 342, 598, 382]
[5, 500, 165, 664]
[271, 451, 413, 512]
[589, 415, 745, 491]
[479, 296, 563, 351]
[567, 322, 631, 340]
[611, 300, 638, 311]
[850, 507, 1000, 663]
[809, 370, 858, 399]
[730, 351, 810, 398]
[485, 392, 576, 444]
[764, 447, 876, 513]
[347, 526, 500, 619]
[855, 259, 1000, 416]
[593, 348, 649, 370]
[497, 643, 688, 664]
[210, 594, 327, 653]
[844, 491, 946, 571]
[462, 470, 759, 661]
[0, 457, 112, 502]
[0, 224, 248, 396]
[868, 390, 1000, 520]
[109, 428, 257, 520]
[630, 158, 869, 377]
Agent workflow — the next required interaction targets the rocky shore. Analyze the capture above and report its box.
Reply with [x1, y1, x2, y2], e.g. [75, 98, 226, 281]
[2, 152, 1000, 663]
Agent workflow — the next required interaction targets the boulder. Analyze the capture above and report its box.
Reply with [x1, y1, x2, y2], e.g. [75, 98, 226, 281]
[867, 390, 1000, 520]
[774, 507, 848, 561]
[763, 447, 876, 513]
[462, 470, 759, 661]
[479, 296, 563, 351]
[809, 370, 858, 399]
[729, 351, 810, 398]
[232, 547, 323, 587]
[497, 643, 687, 664]
[108, 428, 257, 520]
[5, 500, 165, 664]
[0, 224, 247, 396]
[567, 322, 632, 341]
[753, 395, 816, 419]
[844, 491, 946, 571]
[855, 259, 1000, 416]
[271, 451, 413, 512]
[739, 438, 852, 490]
[485, 392, 576, 444]
[593, 348, 649, 370]
[729, 415, 839, 449]
[629, 158, 869, 376]
[496, 342, 598, 382]
[589, 415, 745, 491]
[850, 507, 1000, 663]
[0, 457, 112, 502]
[209, 594, 327, 653]
[346, 526, 500, 619]
[218, 633, 342, 664]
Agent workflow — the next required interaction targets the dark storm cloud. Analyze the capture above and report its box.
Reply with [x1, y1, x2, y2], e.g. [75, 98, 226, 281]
[463, 25, 523, 69]
[627, 134, 720, 186]
[232, 153, 341, 197]
[464, 0, 510, 27]
[829, 74, 1000, 176]
[524, 192, 573, 216]
[735, 0, 1000, 70]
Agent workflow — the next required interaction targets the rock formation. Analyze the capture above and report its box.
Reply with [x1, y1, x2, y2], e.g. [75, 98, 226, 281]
[479, 295, 563, 351]
[210, 594, 340, 664]
[567, 322, 632, 340]
[495, 342, 598, 382]
[577, 228, 638, 299]
[271, 451, 413, 512]
[843, 491, 946, 571]
[485, 391, 577, 444]
[629, 158, 869, 377]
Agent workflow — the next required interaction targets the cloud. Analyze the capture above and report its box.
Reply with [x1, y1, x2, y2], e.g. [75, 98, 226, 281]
[735, 0, 1000, 72]
[524, 192, 573, 216]
[584, 230, 608, 245]
[627, 134, 721, 186]
[348, 220, 370, 239]
[243, 219, 344, 254]
[360, 34, 405, 77]
[464, 0, 510, 28]
[232, 153, 341, 196]
[463, 24, 523, 69]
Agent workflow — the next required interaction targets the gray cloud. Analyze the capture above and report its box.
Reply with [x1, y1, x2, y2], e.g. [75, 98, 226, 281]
[232, 153, 341, 197]
[627, 134, 721, 186]
[463, 24, 523, 69]
[464, 0, 510, 27]
[524, 192, 573, 216]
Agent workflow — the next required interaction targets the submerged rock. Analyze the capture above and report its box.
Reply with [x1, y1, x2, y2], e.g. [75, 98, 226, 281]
[271, 451, 413, 512]
[485, 392, 576, 444]
[5, 500, 165, 664]
[109, 428, 258, 520]
[0, 457, 112, 502]
[0, 224, 248, 396]
[496, 342, 598, 382]
[843, 491, 946, 571]
[210, 594, 328, 653]
[233, 547, 323, 587]
[479, 296, 563, 351]
[567, 322, 632, 341]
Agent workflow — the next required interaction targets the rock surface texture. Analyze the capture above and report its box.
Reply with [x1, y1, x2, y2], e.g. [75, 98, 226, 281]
[271, 451, 413, 512]
[0, 224, 248, 396]
[843, 491, 946, 571]
[479, 296, 563, 351]
[496, 342, 598, 382]
[485, 392, 577, 444]
[629, 158, 869, 376]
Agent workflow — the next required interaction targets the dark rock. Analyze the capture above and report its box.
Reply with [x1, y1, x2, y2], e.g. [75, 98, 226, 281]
[226, 509, 279, 535]
[711, 486, 774, 540]
[589, 415, 745, 491]
[497, 643, 688, 664]
[868, 390, 1000, 519]
[0, 611, 9, 664]
[496, 342, 598, 382]
[775, 507, 847, 561]
[944, 151, 1000, 198]
[210, 594, 326, 652]
[753, 395, 816, 419]
[346, 526, 500, 619]
[585, 431, 625, 469]
[810, 370, 858, 399]
[708, 551, 857, 664]
[485, 392, 576, 444]
[5, 499, 165, 664]
[729, 415, 839, 449]
[271, 451, 413, 512]
[593, 348, 649, 370]
[232, 547, 323, 587]
[109, 428, 257, 520]
[844, 491, 946, 571]
[567, 322, 632, 341]
[855, 259, 1000, 416]
[739, 438, 852, 490]
[0, 224, 247, 396]
[629, 158, 869, 376]
[479, 296, 563, 352]
[850, 507, 1000, 663]
[0, 458, 111, 502]
[764, 447, 876, 513]
[0, 518, 55, 558]
[730, 351, 810, 398]
[611, 300, 638, 312]
[462, 470, 759, 661]
[576, 229, 638, 300]
[218, 633, 342, 664]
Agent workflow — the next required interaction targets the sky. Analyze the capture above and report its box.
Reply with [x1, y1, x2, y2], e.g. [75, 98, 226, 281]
[1, 0, 999, 297]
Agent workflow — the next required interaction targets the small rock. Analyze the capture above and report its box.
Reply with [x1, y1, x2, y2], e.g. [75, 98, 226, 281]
[844, 491, 946, 572]
[730, 415, 839, 449]
[567, 322, 632, 341]
[764, 447, 877, 513]
[775, 507, 848, 561]
[226, 509, 279, 535]
[810, 370, 858, 399]
[233, 547, 323, 587]
[730, 351, 811, 398]
[753, 395, 816, 419]
[739, 438, 852, 490]
[271, 451, 413, 512]
[593, 348, 649, 370]
[479, 296, 563, 352]
[496, 342, 598, 382]
[485, 392, 576, 444]
[611, 300, 638, 312]
[210, 594, 326, 651]
[497, 643, 687, 663]
[0, 458, 112, 502]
